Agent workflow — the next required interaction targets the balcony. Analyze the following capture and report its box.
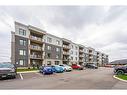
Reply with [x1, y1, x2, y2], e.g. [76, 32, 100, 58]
[63, 51, 70, 55]
[79, 50, 84, 53]
[79, 59, 83, 62]
[30, 36, 44, 44]
[30, 55, 43, 60]
[30, 45, 42, 51]
[63, 45, 70, 50]
[79, 55, 84, 57]
[63, 58, 69, 61]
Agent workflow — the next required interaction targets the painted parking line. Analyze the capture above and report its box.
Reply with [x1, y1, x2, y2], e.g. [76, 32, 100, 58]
[19, 73, 23, 80]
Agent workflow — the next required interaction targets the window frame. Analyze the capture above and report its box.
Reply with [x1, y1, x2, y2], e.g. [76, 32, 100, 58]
[19, 28, 26, 36]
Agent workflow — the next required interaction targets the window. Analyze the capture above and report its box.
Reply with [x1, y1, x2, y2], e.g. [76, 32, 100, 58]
[71, 45, 73, 49]
[47, 61, 51, 65]
[47, 53, 51, 58]
[75, 46, 78, 50]
[47, 46, 51, 50]
[19, 59, 24, 65]
[55, 61, 59, 65]
[19, 28, 26, 36]
[76, 52, 77, 55]
[71, 51, 73, 54]
[75, 57, 77, 60]
[71, 57, 73, 60]
[56, 40, 60, 45]
[56, 54, 59, 59]
[19, 50, 26, 55]
[47, 37, 52, 43]
[56, 47, 60, 52]
[19, 39, 26, 46]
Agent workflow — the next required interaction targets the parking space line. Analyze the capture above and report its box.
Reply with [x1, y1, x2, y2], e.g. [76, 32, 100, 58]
[19, 73, 23, 80]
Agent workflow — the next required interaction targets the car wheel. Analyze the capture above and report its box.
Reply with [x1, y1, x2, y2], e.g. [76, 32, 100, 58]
[13, 75, 16, 79]
[116, 70, 125, 75]
[43, 72, 46, 75]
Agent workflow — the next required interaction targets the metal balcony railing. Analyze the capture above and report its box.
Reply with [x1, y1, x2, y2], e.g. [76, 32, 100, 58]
[63, 45, 70, 49]
[30, 55, 42, 59]
[30, 45, 42, 51]
[30, 36, 43, 42]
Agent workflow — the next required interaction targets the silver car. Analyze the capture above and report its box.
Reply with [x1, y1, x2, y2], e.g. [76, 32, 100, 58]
[0, 62, 16, 79]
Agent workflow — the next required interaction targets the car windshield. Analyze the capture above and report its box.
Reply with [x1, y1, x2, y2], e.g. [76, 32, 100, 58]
[0, 63, 14, 68]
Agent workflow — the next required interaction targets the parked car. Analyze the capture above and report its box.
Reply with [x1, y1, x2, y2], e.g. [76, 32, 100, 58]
[39, 66, 53, 75]
[85, 64, 98, 69]
[71, 64, 84, 70]
[59, 64, 73, 72]
[114, 66, 127, 75]
[51, 65, 64, 73]
[0, 62, 16, 79]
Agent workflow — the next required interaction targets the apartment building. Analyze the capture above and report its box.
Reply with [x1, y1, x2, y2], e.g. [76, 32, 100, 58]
[11, 22, 46, 67]
[11, 21, 109, 68]
[62, 38, 71, 65]
[87, 47, 95, 64]
[44, 33, 62, 65]
[101, 54, 108, 66]
[78, 45, 84, 66]
[93, 51, 98, 65]
[84, 47, 89, 66]
[96, 51, 102, 66]
[69, 42, 79, 65]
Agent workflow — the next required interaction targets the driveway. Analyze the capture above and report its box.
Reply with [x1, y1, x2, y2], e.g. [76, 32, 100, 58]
[0, 67, 127, 89]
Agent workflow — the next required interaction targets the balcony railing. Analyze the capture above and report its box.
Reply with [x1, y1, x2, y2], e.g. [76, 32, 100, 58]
[79, 60, 83, 62]
[63, 45, 70, 49]
[63, 58, 69, 61]
[79, 55, 84, 57]
[30, 45, 42, 51]
[63, 52, 70, 55]
[79, 50, 84, 52]
[30, 55, 42, 59]
[30, 36, 43, 42]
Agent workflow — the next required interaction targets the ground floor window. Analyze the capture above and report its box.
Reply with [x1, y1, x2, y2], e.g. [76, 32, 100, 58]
[47, 61, 51, 65]
[55, 61, 59, 65]
[19, 59, 25, 66]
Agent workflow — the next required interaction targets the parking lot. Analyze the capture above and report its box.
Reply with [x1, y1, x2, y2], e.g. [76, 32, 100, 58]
[0, 67, 127, 89]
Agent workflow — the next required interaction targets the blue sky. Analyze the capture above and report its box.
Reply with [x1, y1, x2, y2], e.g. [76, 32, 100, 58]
[0, 6, 127, 62]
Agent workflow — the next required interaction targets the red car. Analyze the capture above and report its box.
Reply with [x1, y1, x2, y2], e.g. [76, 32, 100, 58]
[71, 64, 84, 70]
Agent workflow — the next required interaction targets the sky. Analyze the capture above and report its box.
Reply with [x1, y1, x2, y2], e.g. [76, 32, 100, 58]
[0, 6, 127, 62]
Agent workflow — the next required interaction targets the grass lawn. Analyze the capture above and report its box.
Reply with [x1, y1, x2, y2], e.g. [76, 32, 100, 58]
[116, 75, 127, 80]
[17, 68, 39, 72]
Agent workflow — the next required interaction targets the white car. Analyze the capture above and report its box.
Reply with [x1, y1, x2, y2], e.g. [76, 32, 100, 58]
[59, 64, 73, 72]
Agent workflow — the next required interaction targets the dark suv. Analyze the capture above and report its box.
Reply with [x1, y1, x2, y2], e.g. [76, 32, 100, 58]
[0, 62, 16, 79]
[114, 66, 127, 75]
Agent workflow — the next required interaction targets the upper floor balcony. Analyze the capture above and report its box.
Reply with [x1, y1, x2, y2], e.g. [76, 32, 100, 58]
[30, 54, 43, 60]
[63, 51, 70, 55]
[30, 35, 44, 44]
[30, 45, 42, 51]
[63, 45, 70, 50]
[79, 50, 84, 53]
[79, 59, 83, 62]
[79, 55, 84, 58]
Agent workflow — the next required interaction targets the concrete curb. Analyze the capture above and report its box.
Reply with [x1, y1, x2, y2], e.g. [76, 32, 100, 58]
[17, 70, 39, 74]
[113, 75, 127, 83]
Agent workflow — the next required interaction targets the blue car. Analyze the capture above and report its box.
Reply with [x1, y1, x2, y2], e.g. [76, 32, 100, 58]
[39, 66, 53, 75]
[51, 65, 64, 73]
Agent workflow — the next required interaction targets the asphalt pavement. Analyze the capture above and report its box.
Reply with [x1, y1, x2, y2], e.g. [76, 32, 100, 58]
[0, 67, 127, 89]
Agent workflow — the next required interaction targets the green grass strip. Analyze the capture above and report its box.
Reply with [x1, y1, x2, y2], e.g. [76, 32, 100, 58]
[116, 75, 127, 80]
[17, 68, 38, 72]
